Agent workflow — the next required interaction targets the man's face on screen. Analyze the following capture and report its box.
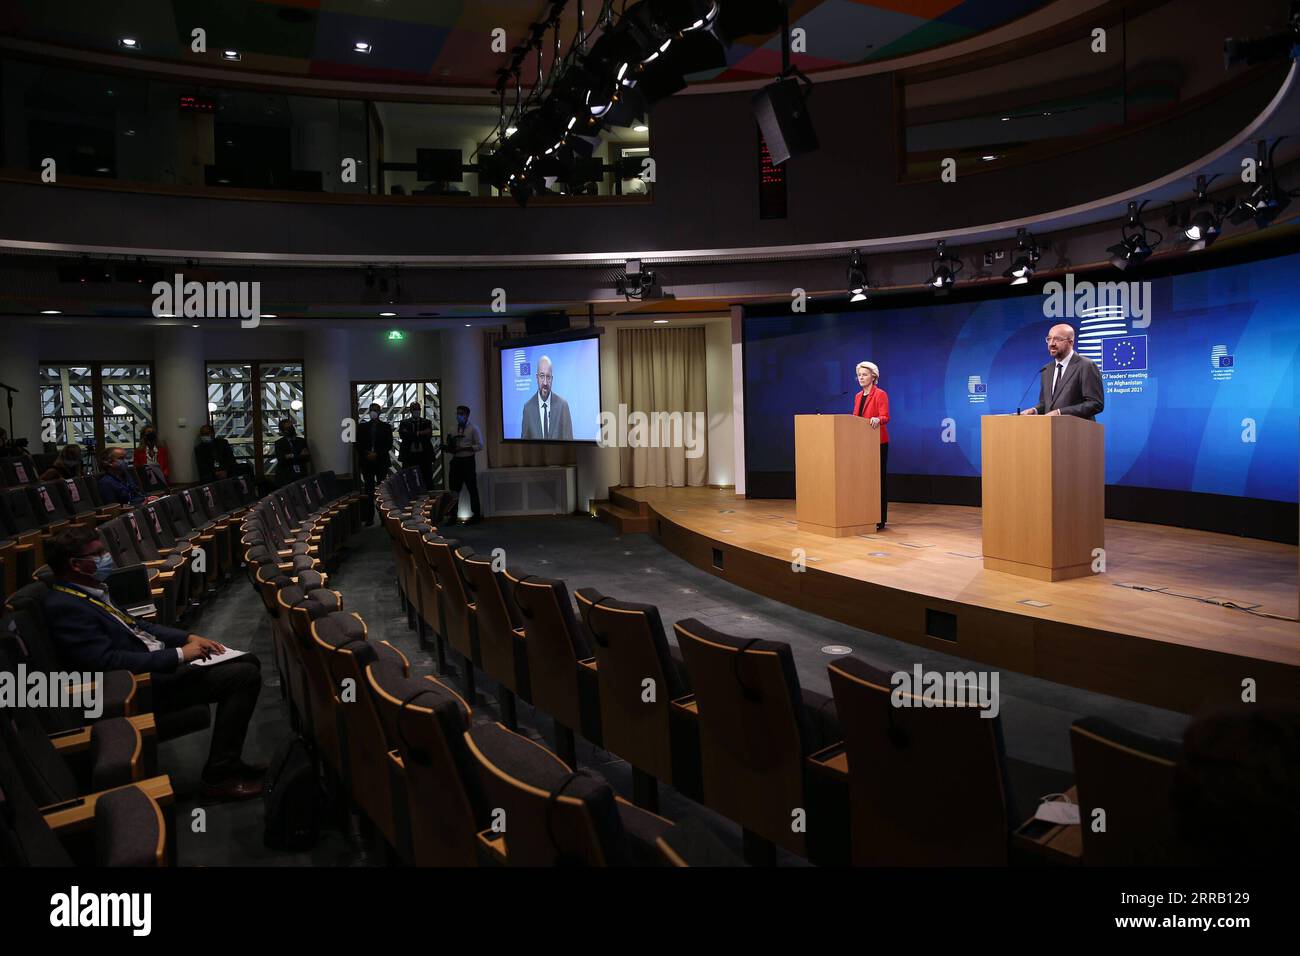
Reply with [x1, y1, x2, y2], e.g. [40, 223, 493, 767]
[537, 358, 553, 401]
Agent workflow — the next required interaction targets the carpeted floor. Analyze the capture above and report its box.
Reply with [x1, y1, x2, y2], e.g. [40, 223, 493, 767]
[165, 514, 1191, 866]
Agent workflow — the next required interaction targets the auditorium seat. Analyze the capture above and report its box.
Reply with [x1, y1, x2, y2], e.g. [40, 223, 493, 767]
[0, 732, 170, 867]
[420, 534, 480, 702]
[465, 721, 677, 867]
[826, 655, 1026, 865]
[573, 588, 702, 808]
[459, 548, 531, 730]
[503, 570, 603, 767]
[1070, 715, 1185, 865]
[309, 611, 412, 854]
[672, 618, 844, 865]
[0, 644, 157, 796]
[0, 456, 37, 487]
[271, 569, 341, 732]
[364, 662, 487, 866]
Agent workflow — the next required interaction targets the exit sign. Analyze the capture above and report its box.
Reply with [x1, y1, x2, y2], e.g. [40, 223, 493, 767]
[758, 129, 787, 220]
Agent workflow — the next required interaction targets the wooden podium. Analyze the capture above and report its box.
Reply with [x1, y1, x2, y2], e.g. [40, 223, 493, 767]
[981, 415, 1104, 581]
[795, 414, 880, 537]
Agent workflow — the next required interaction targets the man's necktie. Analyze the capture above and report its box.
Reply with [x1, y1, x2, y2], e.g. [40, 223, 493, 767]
[1051, 362, 1063, 398]
[543, 402, 549, 439]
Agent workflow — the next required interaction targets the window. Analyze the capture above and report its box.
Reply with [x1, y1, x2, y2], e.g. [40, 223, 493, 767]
[39, 362, 154, 454]
[207, 361, 304, 477]
[353, 380, 443, 487]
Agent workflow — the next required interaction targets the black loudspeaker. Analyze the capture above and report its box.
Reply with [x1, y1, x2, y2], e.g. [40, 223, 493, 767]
[524, 312, 570, 335]
[751, 77, 817, 165]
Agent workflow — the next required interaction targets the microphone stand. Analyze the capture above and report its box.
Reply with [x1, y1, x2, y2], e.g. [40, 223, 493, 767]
[0, 380, 17, 446]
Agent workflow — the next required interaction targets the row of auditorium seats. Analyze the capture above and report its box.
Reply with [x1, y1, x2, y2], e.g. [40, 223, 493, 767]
[0, 469, 362, 865]
[256, 467, 717, 865]
[372, 467, 1209, 867]
[0, 453, 167, 497]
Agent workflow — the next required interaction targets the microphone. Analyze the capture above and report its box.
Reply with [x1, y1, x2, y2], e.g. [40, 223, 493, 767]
[813, 388, 856, 414]
[1015, 363, 1051, 416]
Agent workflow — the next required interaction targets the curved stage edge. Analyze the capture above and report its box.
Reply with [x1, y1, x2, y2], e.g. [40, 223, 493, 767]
[610, 487, 1300, 715]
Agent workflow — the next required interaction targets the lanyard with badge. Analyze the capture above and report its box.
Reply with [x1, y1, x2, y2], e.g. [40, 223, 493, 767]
[51, 583, 138, 631]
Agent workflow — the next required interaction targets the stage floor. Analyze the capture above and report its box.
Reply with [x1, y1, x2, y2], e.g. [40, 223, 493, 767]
[614, 487, 1300, 713]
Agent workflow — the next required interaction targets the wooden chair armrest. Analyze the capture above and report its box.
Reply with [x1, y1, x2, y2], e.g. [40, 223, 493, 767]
[806, 741, 849, 779]
[670, 694, 698, 715]
[41, 774, 174, 836]
[49, 713, 157, 756]
[476, 829, 508, 864]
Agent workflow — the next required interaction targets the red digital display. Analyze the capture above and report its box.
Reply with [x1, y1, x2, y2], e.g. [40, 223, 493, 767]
[179, 95, 217, 112]
[758, 129, 787, 220]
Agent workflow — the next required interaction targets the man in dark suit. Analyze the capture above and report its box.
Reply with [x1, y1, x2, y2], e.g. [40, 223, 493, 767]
[398, 400, 435, 490]
[272, 418, 312, 487]
[1020, 323, 1105, 420]
[41, 526, 264, 800]
[519, 355, 574, 440]
[356, 402, 394, 525]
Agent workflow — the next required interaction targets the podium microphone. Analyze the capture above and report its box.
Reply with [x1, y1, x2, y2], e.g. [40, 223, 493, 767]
[1015, 363, 1050, 416]
[813, 389, 855, 414]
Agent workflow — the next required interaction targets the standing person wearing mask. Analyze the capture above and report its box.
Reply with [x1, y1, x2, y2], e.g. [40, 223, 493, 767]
[440, 404, 483, 524]
[194, 423, 238, 482]
[398, 400, 435, 490]
[98, 446, 151, 506]
[272, 418, 312, 487]
[40, 444, 85, 482]
[132, 424, 171, 486]
[356, 402, 394, 526]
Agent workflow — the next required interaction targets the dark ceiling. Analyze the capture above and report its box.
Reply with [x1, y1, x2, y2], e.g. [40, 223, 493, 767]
[0, 0, 1059, 89]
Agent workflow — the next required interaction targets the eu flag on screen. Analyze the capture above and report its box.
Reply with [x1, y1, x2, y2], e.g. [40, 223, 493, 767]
[1218, 355, 1234, 368]
[1102, 335, 1148, 372]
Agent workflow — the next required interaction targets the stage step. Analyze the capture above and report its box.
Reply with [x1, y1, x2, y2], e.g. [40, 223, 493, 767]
[608, 487, 650, 515]
[594, 500, 652, 534]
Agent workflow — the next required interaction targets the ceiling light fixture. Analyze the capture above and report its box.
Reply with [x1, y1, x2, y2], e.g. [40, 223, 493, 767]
[221, 49, 241, 61]
[928, 239, 963, 293]
[846, 249, 870, 302]
[118, 37, 140, 50]
[1107, 200, 1160, 271]
[1003, 228, 1041, 285]
[353, 41, 373, 54]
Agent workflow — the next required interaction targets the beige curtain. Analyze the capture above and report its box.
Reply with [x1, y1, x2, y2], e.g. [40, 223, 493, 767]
[482, 329, 577, 468]
[617, 326, 708, 487]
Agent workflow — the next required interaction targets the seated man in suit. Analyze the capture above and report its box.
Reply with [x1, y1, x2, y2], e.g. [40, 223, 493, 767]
[519, 355, 574, 440]
[1020, 323, 1105, 420]
[42, 526, 265, 800]
[97, 446, 151, 506]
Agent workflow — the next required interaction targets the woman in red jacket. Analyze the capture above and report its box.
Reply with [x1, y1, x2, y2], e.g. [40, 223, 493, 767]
[132, 425, 171, 484]
[852, 360, 890, 530]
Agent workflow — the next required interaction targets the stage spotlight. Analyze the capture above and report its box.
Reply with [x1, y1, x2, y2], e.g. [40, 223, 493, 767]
[1003, 228, 1040, 285]
[1227, 139, 1295, 229]
[1107, 200, 1160, 271]
[846, 249, 870, 302]
[1178, 174, 1225, 250]
[617, 258, 661, 299]
[928, 240, 962, 293]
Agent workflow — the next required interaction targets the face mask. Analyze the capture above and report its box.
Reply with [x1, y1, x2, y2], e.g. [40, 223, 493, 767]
[112, 458, 128, 471]
[144, 433, 156, 444]
[200, 435, 214, 443]
[78, 552, 114, 582]
[369, 411, 379, 421]
[456, 414, 467, 425]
